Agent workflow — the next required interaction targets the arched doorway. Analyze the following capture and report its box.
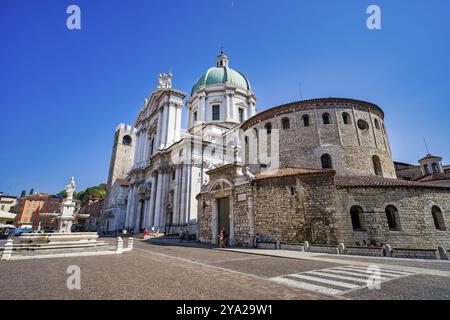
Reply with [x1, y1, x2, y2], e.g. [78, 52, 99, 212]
[218, 197, 230, 239]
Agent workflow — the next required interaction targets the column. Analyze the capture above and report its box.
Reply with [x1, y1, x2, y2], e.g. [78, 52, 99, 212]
[230, 94, 235, 120]
[226, 94, 230, 120]
[159, 172, 169, 227]
[160, 104, 169, 149]
[175, 105, 182, 141]
[153, 171, 164, 229]
[125, 186, 133, 228]
[142, 131, 148, 164]
[181, 165, 191, 224]
[199, 95, 206, 122]
[133, 135, 140, 166]
[178, 164, 186, 225]
[172, 166, 180, 225]
[147, 174, 157, 227]
[127, 186, 137, 228]
[155, 110, 163, 150]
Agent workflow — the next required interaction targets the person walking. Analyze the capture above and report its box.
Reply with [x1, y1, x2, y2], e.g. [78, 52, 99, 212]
[254, 233, 260, 248]
[178, 228, 184, 243]
[218, 228, 226, 248]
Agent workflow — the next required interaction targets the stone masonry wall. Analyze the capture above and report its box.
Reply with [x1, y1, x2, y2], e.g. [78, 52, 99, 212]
[242, 101, 396, 178]
[334, 186, 450, 249]
[252, 174, 338, 245]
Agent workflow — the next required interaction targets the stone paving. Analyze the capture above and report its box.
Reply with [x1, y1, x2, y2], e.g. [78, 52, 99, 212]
[1, 238, 450, 300]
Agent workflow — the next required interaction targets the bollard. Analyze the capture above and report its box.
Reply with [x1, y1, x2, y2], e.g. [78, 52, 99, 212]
[1, 239, 14, 261]
[127, 237, 134, 251]
[276, 240, 281, 250]
[116, 237, 123, 254]
[438, 246, 448, 260]
[338, 243, 345, 255]
[303, 241, 310, 252]
[383, 244, 392, 257]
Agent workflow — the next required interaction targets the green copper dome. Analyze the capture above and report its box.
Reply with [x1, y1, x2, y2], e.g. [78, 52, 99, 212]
[191, 52, 251, 95]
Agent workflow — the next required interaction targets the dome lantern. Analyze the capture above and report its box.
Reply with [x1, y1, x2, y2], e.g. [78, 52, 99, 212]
[216, 49, 229, 67]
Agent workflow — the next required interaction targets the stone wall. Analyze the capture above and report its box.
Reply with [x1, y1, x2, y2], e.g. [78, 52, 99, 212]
[334, 186, 450, 249]
[241, 99, 396, 178]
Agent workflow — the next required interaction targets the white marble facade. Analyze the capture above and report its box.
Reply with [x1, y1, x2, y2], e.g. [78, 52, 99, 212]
[124, 53, 256, 235]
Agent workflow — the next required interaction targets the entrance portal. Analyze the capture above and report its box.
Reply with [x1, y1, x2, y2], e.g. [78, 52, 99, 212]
[218, 197, 230, 237]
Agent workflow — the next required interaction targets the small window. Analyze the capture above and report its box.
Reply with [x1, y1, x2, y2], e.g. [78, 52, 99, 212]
[193, 111, 198, 123]
[321, 154, 333, 169]
[212, 105, 220, 121]
[290, 186, 295, 195]
[374, 119, 380, 130]
[357, 119, 369, 131]
[322, 113, 330, 125]
[302, 115, 310, 127]
[211, 148, 216, 157]
[282, 117, 290, 129]
[432, 206, 446, 231]
[238, 108, 244, 123]
[432, 163, 439, 173]
[350, 206, 366, 231]
[385, 205, 401, 231]
[424, 164, 430, 175]
[172, 171, 176, 180]
[264, 122, 272, 134]
[342, 112, 351, 125]
[122, 135, 132, 145]
[372, 155, 383, 176]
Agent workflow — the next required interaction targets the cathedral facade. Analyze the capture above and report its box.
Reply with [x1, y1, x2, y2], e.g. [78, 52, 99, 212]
[123, 52, 255, 235]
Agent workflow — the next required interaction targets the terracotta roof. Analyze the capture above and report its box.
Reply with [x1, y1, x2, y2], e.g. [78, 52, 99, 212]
[335, 176, 450, 189]
[418, 154, 442, 161]
[115, 179, 130, 186]
[416, 172, 450, 182]
[254, 167, 334, 181]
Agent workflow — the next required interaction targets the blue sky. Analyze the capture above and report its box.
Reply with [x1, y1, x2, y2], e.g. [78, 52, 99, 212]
[1, 0, 449, 196]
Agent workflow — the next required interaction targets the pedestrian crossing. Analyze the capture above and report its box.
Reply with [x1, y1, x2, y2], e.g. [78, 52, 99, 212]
[271, 265, 416, 295]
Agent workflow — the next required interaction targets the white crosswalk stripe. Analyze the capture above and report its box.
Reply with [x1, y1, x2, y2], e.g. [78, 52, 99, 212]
[270, 265, 416, 295]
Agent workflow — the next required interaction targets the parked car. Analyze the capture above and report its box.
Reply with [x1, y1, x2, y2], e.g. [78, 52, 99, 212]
[13, 228, 33, 236]
[0, 226, 15, 239]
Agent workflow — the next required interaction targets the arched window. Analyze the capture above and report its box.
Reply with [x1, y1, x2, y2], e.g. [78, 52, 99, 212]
[321, 154, 333, 169]
[432, 206, 446, 231]
[432, 163, 439, 173]
[282, 117, 290, 129]
[322, 113, 331, 125]
[385, 205, 401, 231]
[350, 206, 366, 231]
[424, 164, 430, 175]
[122, 135, 132, 146]
[342, 112, 351, 125]
[302, 115, 310, 127]
[264, 122, 272, 135]
[372, 155, 383, 176]
[374, 119, 380, 130]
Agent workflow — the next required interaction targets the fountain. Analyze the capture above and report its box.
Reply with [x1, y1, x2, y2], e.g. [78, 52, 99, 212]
[18, 177, 105, 248]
